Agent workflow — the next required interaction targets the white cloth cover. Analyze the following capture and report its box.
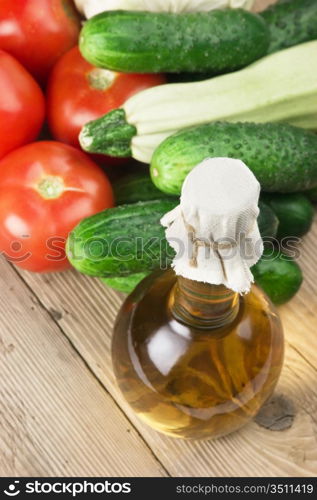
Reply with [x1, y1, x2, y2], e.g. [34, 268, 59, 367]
[161, 158, 263, 294]
[76, 0, 255, 18]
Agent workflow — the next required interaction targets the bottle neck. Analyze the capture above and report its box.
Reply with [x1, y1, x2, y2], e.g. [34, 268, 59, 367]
[170, 276, 239, 329]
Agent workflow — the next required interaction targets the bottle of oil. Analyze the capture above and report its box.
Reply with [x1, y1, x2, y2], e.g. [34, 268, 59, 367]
[112, 158, 284, 439]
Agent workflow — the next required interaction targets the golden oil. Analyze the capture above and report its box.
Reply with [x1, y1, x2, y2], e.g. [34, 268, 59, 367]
[112, 269, 284, 440]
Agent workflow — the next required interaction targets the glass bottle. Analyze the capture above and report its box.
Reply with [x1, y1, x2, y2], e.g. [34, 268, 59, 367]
[112, 158, 284, 439]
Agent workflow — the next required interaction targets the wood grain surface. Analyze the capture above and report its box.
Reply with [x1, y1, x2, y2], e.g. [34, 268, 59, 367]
[0, 0, 316, 479]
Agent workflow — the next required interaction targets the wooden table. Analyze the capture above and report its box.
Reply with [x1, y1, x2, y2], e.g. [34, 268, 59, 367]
[1, 0, 316, 478]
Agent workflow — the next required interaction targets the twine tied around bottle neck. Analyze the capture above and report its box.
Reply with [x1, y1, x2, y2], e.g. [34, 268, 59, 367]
[180, 211, 255, 283]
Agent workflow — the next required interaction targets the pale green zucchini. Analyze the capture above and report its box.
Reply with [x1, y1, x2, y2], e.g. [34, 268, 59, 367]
[76, 0, 255, 18]
[80, 41, 317, 163]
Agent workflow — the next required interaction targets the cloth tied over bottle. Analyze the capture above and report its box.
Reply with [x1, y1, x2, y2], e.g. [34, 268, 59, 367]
[161, 157, 263, 293]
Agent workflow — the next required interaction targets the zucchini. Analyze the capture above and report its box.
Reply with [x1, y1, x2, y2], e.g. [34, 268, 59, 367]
[262, 193, 314, 239]
[79, 41, 317, 163]
[76, 0, 255, 18]
[101, 272, 148, 293]
[252, 248, 303, 305]
[66, 199, 278, 278]
[261, 0, 317, 54]
[150, 122, 317, 194]
[114, 172, 175, 205]
[79, 9, 269, 74]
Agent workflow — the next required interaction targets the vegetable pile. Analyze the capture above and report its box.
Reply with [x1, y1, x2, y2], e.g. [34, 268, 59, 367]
[0, 0, 163, 272]
[0, 0, 316, 306]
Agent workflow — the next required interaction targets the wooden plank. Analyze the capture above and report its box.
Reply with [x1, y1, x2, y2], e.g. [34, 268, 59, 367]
[0, 258, 167, 477]
[18, 215, 317, 477]
[279, 219, 317, 370]
[254, 0, 276, 11]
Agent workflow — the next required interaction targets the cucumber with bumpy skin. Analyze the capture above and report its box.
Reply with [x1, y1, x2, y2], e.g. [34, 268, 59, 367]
[261, 0, 317, 54]
[305, 186, 317, 203]
[150, 122, 317, 194]
[114, 171, 176, 205]
[101, 272, 148, 293]
[259, 201, 279, 242]
[262, 192, 314, 239]
[66, 200, 177, 277]
[66, 199, 278, 278]
[79, 9, 269, 74]
[252, 248, 303, 305]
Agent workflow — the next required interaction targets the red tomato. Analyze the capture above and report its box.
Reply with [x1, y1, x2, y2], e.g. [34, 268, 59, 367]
[47, 46, 165, 150]
[0, 50, 45, 160]
[0, 0, 81, 84]
[0, 141, 114, 273]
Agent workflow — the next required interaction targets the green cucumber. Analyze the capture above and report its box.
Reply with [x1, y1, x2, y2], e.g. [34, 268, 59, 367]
[262, 193, 314, 239]
[79, 9, 269, 74]
[166, 71, 217, 84]
[67, 199, 278, 278]
[305, 186, 317, 203]
[101, 272, 148, 293]
[252, 248, 303, 305]
[150, 122, 317, 194]
[66, 200, 177, 277]
[258, 201, 279, 242]
[261, 0, 317, 55]
[114, 172, 175, 205]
